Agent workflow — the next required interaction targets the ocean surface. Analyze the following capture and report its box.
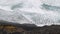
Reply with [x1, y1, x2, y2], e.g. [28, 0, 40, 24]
[0, 0, 60, 26]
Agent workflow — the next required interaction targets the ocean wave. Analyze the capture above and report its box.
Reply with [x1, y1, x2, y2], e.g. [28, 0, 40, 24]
[0, 0, 60, 26]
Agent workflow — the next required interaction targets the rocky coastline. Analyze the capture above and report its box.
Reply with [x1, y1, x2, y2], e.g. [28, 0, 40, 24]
[0, 21, 60, 34]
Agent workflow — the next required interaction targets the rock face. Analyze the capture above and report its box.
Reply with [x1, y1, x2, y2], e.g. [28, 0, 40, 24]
[0, 21, 60, 34]
[37, 25, 60, 34]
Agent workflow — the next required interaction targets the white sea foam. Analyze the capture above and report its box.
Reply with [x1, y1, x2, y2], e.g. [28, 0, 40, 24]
[0, 0, 60, 26]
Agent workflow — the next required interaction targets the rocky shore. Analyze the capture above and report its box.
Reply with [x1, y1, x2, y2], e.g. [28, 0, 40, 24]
[0, 21, 60, 34]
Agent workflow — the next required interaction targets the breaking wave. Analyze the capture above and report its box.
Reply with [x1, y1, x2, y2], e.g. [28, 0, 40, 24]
[0, 0, 60, 26]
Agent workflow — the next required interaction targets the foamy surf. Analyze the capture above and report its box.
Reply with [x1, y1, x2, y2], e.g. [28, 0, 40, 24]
[0, 0, 60, 26]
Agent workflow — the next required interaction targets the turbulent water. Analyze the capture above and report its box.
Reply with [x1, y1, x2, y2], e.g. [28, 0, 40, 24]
[0, 0, 60, 26]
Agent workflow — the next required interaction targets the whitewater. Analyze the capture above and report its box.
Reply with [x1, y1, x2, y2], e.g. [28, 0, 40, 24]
[0, 0, 60, 26]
